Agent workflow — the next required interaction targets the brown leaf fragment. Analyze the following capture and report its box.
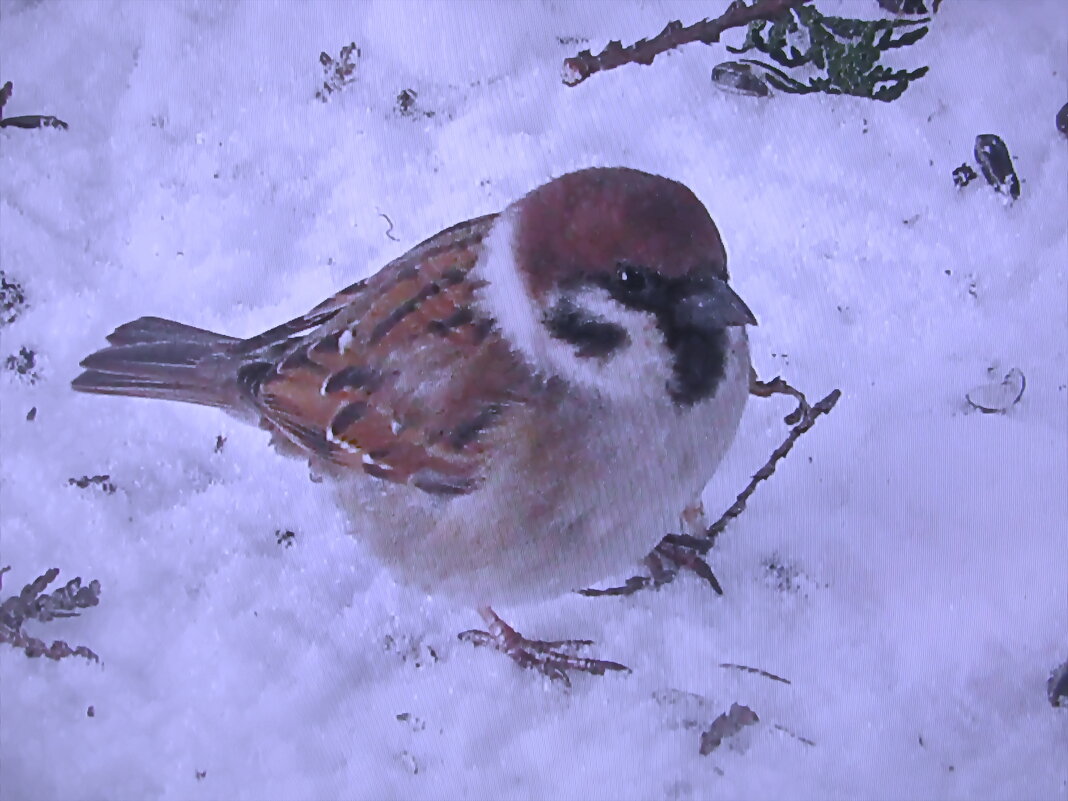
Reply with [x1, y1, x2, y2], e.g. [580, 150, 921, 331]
[699, 703, 760, 755]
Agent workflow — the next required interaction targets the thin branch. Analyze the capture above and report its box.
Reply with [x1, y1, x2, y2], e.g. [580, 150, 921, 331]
[719, 662, 791, 684]
[563, 0, 811, 87]
[691, 387, 841, 553]
[581, 382, 841, 596]
[749, 369, 810, 424]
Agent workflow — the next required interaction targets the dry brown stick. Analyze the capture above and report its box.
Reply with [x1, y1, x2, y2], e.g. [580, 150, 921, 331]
[582, 383, 842, 596]
[563, 0, 811, 87]
[750, 368, 811, 424]
[688, 387, 842, 553]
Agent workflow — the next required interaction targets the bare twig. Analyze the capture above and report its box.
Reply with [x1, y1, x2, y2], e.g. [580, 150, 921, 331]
[773, 723, 816, 746]
[749, 368, 810, 424]
[563, 0, 811, 87]
[719, 662, 791, 684]
[581, 381, 841, 596]
[697, 387, 841, 551]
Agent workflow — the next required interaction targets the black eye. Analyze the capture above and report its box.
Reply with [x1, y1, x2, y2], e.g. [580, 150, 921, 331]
[615, 264, 647, 293]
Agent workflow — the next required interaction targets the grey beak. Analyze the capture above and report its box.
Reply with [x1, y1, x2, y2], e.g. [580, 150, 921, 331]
[675, 278, 758, 329]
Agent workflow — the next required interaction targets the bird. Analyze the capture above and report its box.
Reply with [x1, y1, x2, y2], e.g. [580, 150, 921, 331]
[72, 166, 756, 682]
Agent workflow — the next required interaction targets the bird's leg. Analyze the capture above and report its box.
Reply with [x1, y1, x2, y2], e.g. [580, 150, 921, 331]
[458, 606, 630, 686]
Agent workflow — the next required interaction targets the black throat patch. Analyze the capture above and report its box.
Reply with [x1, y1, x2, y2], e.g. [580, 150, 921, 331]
[659, 324, 729, 406]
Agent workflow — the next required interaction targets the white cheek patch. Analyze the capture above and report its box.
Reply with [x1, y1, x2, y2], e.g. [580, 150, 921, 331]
[470, 209, 548, 369]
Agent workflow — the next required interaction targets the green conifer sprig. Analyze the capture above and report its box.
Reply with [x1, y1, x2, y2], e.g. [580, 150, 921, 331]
[727, 5, 930, 102]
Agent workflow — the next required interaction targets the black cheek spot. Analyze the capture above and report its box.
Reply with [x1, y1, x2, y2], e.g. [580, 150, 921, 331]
[544, 302, 629, 359]
[329, 401, 369, 437]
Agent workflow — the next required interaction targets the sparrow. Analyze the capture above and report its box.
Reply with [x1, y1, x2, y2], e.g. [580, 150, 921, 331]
[72, 167, 756, 682]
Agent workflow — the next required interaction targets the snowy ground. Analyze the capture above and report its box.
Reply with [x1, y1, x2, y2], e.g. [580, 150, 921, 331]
[1, 1, 1065, 799]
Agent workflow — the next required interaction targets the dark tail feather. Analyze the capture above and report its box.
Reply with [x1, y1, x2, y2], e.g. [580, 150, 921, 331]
[72, 316, 243, 409]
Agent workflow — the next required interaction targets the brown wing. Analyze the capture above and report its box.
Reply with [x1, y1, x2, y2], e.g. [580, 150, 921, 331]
[234, 213, 536, 496]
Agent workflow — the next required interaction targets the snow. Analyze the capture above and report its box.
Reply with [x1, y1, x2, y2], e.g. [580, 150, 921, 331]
[1, 0, 1065, 799]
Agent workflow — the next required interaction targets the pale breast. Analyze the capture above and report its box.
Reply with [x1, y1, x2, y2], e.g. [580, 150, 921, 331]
[338, 327, 751, 605]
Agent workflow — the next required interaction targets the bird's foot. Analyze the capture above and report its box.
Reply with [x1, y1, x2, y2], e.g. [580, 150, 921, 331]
[578, 534, 722, 597]
[458, 606, 629, 687]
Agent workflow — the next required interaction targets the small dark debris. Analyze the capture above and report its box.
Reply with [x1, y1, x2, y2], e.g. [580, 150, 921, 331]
[952, 163, 978, 188]
[195, 770, 207, 781]
[699, 703, 760, 755]
[1056, 103, 1068, 137]
[396, 712, 427, 731]
[974, 134, 1020, 200]
[0, 270, 27, 326]
[87, 705, 95, 717]
[379, 212, 399, 242]
[396, 89, 435, 118]
[711, 61, 771, 97]
[772, 724, 816, 746]
[26, 406, 36, 421]
[397, 88, 418, 114]
[316, 42, 360, 102]
[383, 633, 439, 668]
[68, 475, 117, 494]
[1048, 660, 1068, 707]
[4, 346, 38, 382]
[398, 750, 419, 775]
[275, 529, 296, 548]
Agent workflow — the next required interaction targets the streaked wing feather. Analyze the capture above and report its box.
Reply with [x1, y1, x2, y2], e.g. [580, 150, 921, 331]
[241, 212, 531, 495]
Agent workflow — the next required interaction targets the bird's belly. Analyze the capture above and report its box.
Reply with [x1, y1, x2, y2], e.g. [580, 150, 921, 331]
[338, 334, 750, 606]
